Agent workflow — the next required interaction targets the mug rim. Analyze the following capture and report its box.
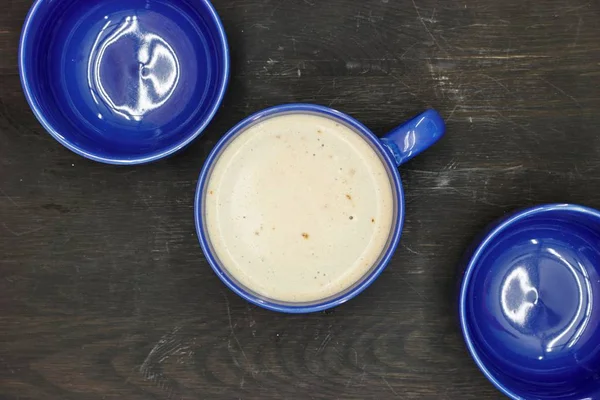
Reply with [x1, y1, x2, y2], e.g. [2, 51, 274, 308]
[194, 103, 405, 313]
[18, 0, 230, 165]
[458, 203, 600, 400]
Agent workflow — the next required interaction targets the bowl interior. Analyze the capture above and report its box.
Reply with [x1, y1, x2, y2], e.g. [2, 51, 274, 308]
[463, 206, 600, 399]
[20, 0, 228, 163]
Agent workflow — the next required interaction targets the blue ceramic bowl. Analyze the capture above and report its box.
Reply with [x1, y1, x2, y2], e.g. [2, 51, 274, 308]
[195, 104, 445, 313]
[19, 0, 229, 164]
[459, 204, 600, 400]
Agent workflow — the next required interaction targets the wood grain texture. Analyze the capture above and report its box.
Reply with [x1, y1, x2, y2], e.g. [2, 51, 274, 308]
[1, 0, 600, 398]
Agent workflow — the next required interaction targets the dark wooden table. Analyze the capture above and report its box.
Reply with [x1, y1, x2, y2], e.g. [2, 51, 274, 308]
[1, 0, 599, 398]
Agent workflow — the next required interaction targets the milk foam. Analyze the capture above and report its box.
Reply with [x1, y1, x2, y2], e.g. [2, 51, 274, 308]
[204, 113, 395, 303]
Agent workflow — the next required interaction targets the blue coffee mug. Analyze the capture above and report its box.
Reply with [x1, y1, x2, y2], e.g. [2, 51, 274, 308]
[459, 204, 600, 399]
[19, 0, 229, 164]
[195, 104, 445, 313]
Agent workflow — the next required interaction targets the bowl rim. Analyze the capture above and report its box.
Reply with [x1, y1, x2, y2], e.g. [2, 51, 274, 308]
[193, 103, 405, 313]
[18, 0, 230, 165]
[458, 203, 600, 400]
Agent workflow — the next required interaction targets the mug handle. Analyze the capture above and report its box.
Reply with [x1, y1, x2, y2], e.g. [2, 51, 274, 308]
[380, 109, 445, 166]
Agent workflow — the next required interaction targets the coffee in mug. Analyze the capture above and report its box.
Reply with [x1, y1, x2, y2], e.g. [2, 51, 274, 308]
[204, 113, 394, 302]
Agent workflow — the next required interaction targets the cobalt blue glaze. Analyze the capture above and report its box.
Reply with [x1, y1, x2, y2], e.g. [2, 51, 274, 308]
[380, 109, 445, 165]
[459, 204, 600, 400]
[19, 0, 229, 164]
[194, 104, 445, 313]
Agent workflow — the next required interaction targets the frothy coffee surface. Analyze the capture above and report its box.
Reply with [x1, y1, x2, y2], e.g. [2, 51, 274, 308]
[204, 113, 394, 303]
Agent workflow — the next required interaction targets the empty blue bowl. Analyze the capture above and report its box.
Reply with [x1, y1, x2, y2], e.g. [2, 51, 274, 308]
[459, 204, 600, 400]
[19, 0, 229, 164]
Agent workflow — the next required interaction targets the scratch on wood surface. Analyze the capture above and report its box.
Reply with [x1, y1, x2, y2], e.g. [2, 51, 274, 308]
[270, 0, 286, 17]
[351, 347, 359, 367]
[345, 360, 368, 388]
[152, 225, 172, 235]
[492, 111, 537, 135]
[538, 77, 582, 107]
[446, 105, 459, 121]
[358, 368, 368, 384]
[316, 332, 333, 355]
[571, 16, 583, 47]
[479, 73, 512, 94]
[328, 97, 341, 107]
[274, 67, 299, 77]
[354, 10, 384, 30]
[0, 187, 21, 208]
[404, 165, 523, 175]
[563, 2, 591, 13]
[398, 275, 427, 300]
[249, 23, 271, 30]
[399, 42, 418, 60]
[223, 292, 251, 369]
[443, 186, 508, 207]
[2, 223, 44, 237]
[435, 54, 549, 60]
[457, 165, 523, 173]
[139, 325, 192, 395]
[401, 243, 421, 255]
[381, 377, 402, 397]
[436, 174, 451, 188]
[505, 38, 512, 69]
[423, 7, 437, 23]
[388, 74, 417, 97]
[411, 0, 444, 52]
[142, 197, 175, 234]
